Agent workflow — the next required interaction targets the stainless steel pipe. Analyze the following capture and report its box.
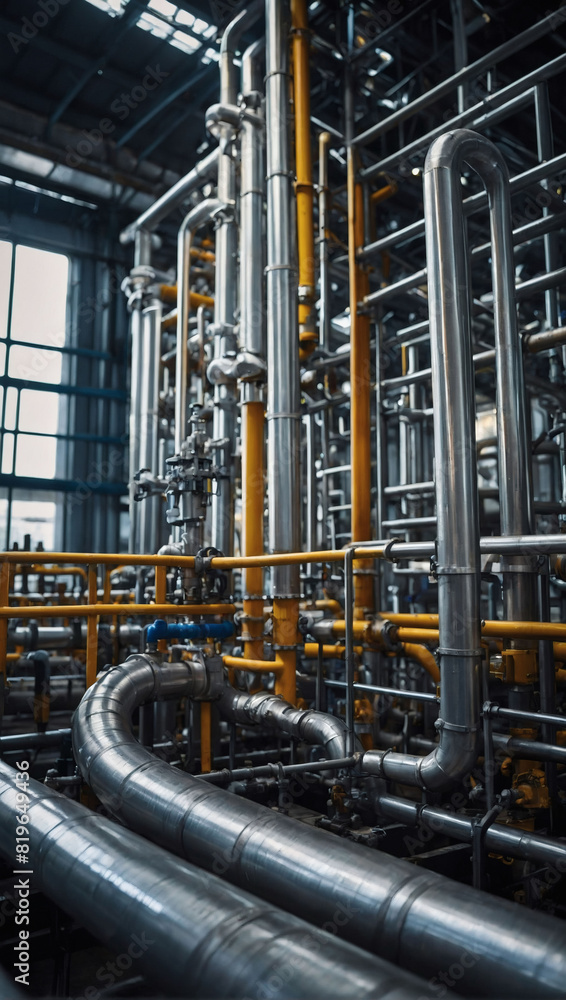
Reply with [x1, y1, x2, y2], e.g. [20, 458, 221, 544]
[72, 656, 566, 999]
[0, 761, 431, 1000]
[367, 130, 536, 791]
[265, 0, 301, 598]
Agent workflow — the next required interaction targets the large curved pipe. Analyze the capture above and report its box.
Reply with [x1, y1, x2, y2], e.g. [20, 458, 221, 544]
[73, 656, 566, 999]
[217, 687, 358, 758]
[0, 762, 431, 1000]
[369, 130, 534, 791]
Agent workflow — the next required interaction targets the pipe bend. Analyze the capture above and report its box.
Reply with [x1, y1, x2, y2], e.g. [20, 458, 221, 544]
[217, 687, 357, 758]
[423, 128, 508, 186]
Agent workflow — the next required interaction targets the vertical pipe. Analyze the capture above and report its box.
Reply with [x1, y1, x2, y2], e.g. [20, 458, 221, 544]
[211, 2, 262, 559]
[292, 0, 316, 359]
[266, 0, 300, 702]
[346, 69, 373, 612]
[86, 566, 98, 689]
[175, 218, 193, 455]
[138, 294, 163, 554]
[318, 131, 331, 351]
[129, 229, 152, 554]
[240, 40, 266, 664]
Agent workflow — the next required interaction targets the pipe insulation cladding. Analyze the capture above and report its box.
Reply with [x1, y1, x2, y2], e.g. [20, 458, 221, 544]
[72, 656, 566, 1000]
[0, 761, 436, 1000]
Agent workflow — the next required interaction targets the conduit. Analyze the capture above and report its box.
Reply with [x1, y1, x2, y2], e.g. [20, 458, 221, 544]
[0, 762, 431, 1000]
[73, 655, 566, 999]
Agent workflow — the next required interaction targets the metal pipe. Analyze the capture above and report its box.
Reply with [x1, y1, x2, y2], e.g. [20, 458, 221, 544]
[318, 131, 331, 349]
[211, 2, 263, 560]
[217, 686, 358, 758]
[120, 148, 219, 243]
[372, 131, 534, 790]
[72, 657, 566, 999]
[292, 0, 316, 358]
[175, 198, 224, 453]
[372, 790, 566, 870]
[240, 39, 266, 663]
[265, 0, 301, 699]
[0, 762, 431, 1000]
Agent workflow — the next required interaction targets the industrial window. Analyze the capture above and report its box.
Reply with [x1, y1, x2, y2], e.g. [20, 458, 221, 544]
[0, 241, 69, 548]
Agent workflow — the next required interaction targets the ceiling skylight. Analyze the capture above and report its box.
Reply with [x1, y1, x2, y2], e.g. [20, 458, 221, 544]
[84, 0, 218, 56]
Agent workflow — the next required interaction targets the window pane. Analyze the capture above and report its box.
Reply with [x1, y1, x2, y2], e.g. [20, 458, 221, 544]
[0, 342, 6, 377]
[0, 242, 12, 340]
[8, 345, 63, 384]
[15, 434, 57, 479]
[19, 389, 59, 435]
[10, 245, 68, 349]
[2, 433, 14, 474]
[4, 387, 17, 431]
[10, 498, 57, 551]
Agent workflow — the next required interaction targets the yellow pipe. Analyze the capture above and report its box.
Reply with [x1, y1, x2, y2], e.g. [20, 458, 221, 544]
[86, 566, 98, 688]
[370, 181, 398, 206]
[272, 598, 299, 703]
[161, 295, 215, 330]
[348, 150, 373, 612]
[0, 603, 235, 619]
[223, 653, 284, 676]
[200, 701, 212, 773]
[381, 613, 566, 642]
[241, 399, 266, 662]
[160, 285, 215, 306]
[0, 546, 396, 574]
[402, 642, 440, 683]
[303, 643, 363, 658]
[292, 0, 316, 360]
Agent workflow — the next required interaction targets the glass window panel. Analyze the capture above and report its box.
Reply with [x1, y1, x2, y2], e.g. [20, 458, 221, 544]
[4, 387, 17, 431]
[15, 434, 57, 479]
[0, 342, 6, 377]
[2, 433, 14, 474]
[19, 389, 59, 435]
[9, 498, 57, 551]
[0, 241, 12, 340]
[8, 345, 63, 384]
[11, 245, 68, 349]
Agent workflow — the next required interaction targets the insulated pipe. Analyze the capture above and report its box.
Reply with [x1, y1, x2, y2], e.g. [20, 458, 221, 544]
[120, 147, 219, 243]
[265, 0, 301, 700]
[369, 131, 534, 791]
[291, 0, 316, 358]
[128, 229, 151, 554]
[0, 764, 430, 1000]
[217, 686, 358, 758]
[72, 657, 566, 999]
[175, 198, 224, 453]
[211, 1, 262, 560]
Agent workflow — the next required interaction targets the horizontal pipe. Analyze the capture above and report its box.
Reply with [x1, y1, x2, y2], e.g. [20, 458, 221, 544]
[72, 656, 566, 998]
[198, 755, 359, 784]
[120, 148, 219, 242]
[373, 790, 566, 870]
[382, 613, 566, 642]
[0, 762, 428, 1000]
[359, 150, 566, 258]
[0, 728, 71, 751]
[0, 603, 235, 619]
[492, 732, 566, 766]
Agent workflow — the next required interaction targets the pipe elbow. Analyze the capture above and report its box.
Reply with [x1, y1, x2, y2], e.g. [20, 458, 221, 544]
[363, 729, 478, 791]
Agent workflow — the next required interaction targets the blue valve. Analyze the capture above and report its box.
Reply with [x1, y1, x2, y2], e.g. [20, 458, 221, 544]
[147, 618, 234, 644]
